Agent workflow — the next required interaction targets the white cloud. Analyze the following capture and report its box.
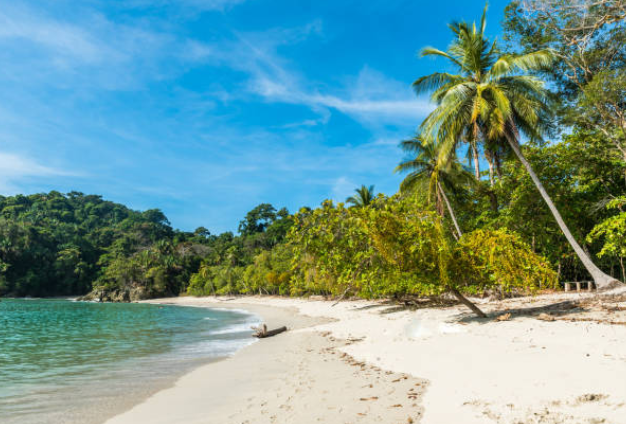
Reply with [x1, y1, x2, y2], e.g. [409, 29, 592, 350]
[0, 3, 185, 90]
[313, 67, 433, 123]
[0, 152, 74, 193]
[331, 176, 357, 202]
[0, 4, 431, 126]
[0, 10, 102, 63]
[309, 93, 431, 123]
[247, 69, 431, 125]
[190, 27, 432, 127]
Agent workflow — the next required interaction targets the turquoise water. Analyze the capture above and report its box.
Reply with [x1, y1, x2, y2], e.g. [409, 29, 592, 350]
[0, 299, 260, 424]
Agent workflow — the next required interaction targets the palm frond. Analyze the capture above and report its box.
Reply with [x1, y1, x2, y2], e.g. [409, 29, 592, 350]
[413, 73, 465, 96]
[420, 47, 466, 72]
[412, 3, 553, 185]
[489, 50, 555, 80]
[479, 2, 488, 35]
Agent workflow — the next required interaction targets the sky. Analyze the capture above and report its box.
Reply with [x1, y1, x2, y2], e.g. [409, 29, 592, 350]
[0, 0, 510, 233]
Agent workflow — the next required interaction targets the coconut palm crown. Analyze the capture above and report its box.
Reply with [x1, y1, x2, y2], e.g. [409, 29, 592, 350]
[346, 185, 376, 208]
[414, 4, 554, 165]
[396, 135, 473, 239]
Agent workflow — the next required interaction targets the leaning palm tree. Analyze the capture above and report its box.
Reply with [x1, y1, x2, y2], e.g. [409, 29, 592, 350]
[346, 185, 375, 208]
[414, 5, 619, 289]
[395, 135, 473, 240]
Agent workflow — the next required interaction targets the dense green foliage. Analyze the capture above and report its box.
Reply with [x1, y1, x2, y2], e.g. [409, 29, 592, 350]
[499, 0, 626, 285]
[0, 193, 294, 298]
[1, 2, 625, 308]
[188, 196, 557, 300]
[0, 192, 202, 297]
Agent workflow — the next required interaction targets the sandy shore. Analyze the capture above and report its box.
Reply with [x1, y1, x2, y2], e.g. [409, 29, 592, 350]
[105, 299, 426, 424]
[106, 291, 626, 424]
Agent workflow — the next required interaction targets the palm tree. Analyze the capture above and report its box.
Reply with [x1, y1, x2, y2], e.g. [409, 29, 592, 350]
[346, 185, 376, 208]
[397, 135, 487, 317]
[198, 263, 216, 295]
[395, 135, 472, 240]
[413, 5, 619, 289]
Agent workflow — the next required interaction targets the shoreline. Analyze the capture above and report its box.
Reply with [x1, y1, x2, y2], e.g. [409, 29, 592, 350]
[104, 293, 626, 424]
[92, 301, 270, 424]
[105, 297, 427, 424]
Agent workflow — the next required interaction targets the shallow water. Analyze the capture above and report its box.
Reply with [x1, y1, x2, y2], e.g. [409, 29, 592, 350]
[0, 298, 260, 424]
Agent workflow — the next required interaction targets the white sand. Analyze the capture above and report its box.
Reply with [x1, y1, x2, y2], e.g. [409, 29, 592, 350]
[106, 292, 626, 424]
[105, 300, 426, 424]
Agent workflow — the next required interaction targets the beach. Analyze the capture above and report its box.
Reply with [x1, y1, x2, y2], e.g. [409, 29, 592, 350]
[106, 292, 626, 424]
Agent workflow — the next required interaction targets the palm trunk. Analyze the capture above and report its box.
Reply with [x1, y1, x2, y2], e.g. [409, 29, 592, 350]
[494, 150, 503, 179]
[471, 142, 480, 180]
[437, 181, 462, 239]
[487, 153, 495, 186]
[484, 151, 498, 210]
[451, 288, 486, 318]
[487, 190, 498, 212]
[436, 188, 445, 217]
[506, 138, 620, 289]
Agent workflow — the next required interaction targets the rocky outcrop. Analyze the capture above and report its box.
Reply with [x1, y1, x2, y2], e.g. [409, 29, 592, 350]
[78, 286, 153, 303]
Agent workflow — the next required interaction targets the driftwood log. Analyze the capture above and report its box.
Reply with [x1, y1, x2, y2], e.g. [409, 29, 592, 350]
[251, 324, 288, 338]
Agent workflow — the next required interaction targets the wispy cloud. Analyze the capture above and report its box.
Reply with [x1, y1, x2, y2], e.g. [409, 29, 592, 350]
[0, 9, 103, 63]
[0, 3, 186, 90]
[0, 152, 75, 193]
[188, 25, 432, 128]
[331, 176, 357, 201]
[0, 4, 430, 124]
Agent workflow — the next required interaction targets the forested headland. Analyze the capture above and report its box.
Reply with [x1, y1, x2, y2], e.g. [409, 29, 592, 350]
[1, 2, 625, 314]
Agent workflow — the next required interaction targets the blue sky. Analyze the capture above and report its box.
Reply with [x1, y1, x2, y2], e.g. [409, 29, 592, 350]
[0, 0, 509, 233]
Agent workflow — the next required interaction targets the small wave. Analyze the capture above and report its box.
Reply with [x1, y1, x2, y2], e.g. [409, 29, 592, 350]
[176, 337, 257, 358]
[208, 313, 263, 335]
[209, 307, 257, 316]
[209, 322, 256, 335]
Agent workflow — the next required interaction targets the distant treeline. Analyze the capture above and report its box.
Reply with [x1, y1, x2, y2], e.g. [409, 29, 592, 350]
[0, 193, 296, 299]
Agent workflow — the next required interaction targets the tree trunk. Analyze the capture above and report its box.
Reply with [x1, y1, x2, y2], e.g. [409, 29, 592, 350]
[487, 190, 498, 212]
[435, 187, 445, 217]
[494, 150, 503, 179]
[485, 151, 498, 211]
[451, 288, 487, 318]
[486, 151, 495, 186]
[438, 182, 462, 239]
[471, 142, 480, 180]
[506, 138, 621, 289]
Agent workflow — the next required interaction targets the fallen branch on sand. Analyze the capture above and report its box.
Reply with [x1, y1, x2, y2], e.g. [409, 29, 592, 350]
[251, 324, 288, 338]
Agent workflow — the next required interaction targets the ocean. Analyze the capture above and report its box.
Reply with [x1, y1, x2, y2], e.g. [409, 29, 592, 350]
[0, 298, 260, 424]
